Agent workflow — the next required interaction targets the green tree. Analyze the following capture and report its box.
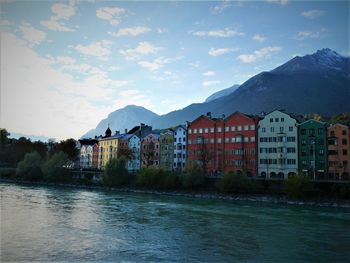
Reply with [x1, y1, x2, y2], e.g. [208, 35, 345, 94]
[216, 172, 256, 194]
[16, 151, 43, 181]
[180, 161, 207, 189]
[103, 157, 131, 186]
[285, 174, 313, 200]
[53, 139, 79, 161]
[0, 128, 10, 151]
[42, 151, 71, 182]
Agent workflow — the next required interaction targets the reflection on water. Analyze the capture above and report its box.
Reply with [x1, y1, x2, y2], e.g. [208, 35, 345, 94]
[1, 183, 350, 262]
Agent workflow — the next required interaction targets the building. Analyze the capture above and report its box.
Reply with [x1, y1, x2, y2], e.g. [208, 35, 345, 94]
[327, 123, 350, 179]
[141, 133, 160, 168]
[97, 127, 120, 169]
[78, 139, 98, 169]
[258, 110, 299, 179]
[298, 119, 328, 179]
[173, 125, 187, 171]
[160, 129, 174, 171]
[222, 112, 259, 176]
[127, 123, 152, 138]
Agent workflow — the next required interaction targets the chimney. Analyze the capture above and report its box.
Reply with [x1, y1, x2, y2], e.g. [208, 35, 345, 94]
[94, 136, 97, 139]
[115, 130, 120, 135]
[222, 114, 225, 119]
[125, 128, 128, 134]
[206, 112, 211, 118]
[141, 123, 145, 127]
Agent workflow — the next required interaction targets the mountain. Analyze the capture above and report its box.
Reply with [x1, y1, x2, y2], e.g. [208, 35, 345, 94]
[82, 105, 159, 138]
[205, 84, 239, 102]
[9, 132, 52, 142]
[150, 48, 350, 128]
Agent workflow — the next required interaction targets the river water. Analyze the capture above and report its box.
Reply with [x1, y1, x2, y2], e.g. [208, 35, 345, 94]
[1, 183, 349, 262]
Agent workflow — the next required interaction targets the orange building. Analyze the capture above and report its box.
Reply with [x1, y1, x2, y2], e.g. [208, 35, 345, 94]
[327, 124, 350, 179]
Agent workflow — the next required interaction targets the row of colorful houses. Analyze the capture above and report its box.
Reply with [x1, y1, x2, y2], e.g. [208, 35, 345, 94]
[79, 110, 350, 180]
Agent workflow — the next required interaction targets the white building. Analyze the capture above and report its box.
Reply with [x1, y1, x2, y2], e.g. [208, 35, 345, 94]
[173, 125, 187, 170]
[78, 139, 98, 169]
[127, 134, 141, 172]
[258, 110, 299, 179]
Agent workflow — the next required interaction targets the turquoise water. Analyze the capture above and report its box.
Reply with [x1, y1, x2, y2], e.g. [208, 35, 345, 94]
[1, 183, 349, 262]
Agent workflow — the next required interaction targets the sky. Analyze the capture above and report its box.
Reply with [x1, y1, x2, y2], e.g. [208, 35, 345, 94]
[1, 0, 349, 140]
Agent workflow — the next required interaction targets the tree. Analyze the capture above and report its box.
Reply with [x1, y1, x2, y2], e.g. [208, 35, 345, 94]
[216, 172, 256, 194]
[16, 151, 43, 181]
[103, 157, 131, 186]
[142, 141, 156, 167]
[193, 136, 214, 174]
[53, 139, 79, 161]
[285, 174, 313, 199]
[42, 151, 71, 182]
[181, 161, 207, 189]
[0, 128, 10, 151]
[117, 147, 134, 160]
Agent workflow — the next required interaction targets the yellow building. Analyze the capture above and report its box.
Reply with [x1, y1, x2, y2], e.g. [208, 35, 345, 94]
[98, 127, 120, 169]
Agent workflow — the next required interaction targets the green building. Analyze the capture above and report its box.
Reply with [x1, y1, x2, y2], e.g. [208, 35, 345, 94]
[160, 129, 174, 171]
[298, 119, 328, 179]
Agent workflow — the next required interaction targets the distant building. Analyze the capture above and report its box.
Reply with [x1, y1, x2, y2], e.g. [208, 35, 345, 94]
[127, 123, 152, 138]
[160, 129, 174, 171]
[258, 110, 299, 179]
[173, 125, 187, 171]
[298, 119, 328, 179]
[327, 123, 350, 179]
[118, 134, 141, 172]
[141, 133, 160, 168]
[78, 139, 98, 169]
[98, 127, 120, 169]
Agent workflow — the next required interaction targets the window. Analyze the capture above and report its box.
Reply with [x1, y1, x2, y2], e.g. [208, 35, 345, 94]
[210, 138, 214, 144]
[318, 128, 323, 135]
[218, 138, 222, 143]
[319, 149, 324, 156]
[210, 127, 214, 133]
[280, 127, 284, 132]
[217, 127, 222, 132]
[342, 130, 347, 136]
[231, 126, 236, 131]
[231, 137, 236, 143]
[309, 128, 315, 135]
[289, 126, 293, 132]
[318, 139, 324, 145]
[225, 126, 229, 132]
[188, 140, 192, 144]
[188, 129, 192, 134]
[262, 127, 266, 133]
[301, 139, 306, 145]
[199, 128, 203, 134]
[244, 125, 249, 131]
[225, 138, 229, 143]
[275, 118, 279, 122]
[270, 127, 275, 132]
[237, 125, 242, 131]
[270, 118, 273, 123]
[244, 137, 249, 142]
[193, 129, 197, 134]
[287, 147, 295, 153]
[204, 128, 208, 133]
[251, 137, 255, 142]
[250, 125, 255, 130]
[343, 149, 348, 155]
[342, 139, 348, 145]
[281, 118, 284, 122]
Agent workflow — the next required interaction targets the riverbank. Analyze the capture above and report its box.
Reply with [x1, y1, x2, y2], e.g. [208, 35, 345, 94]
[1, 178, 349, 208]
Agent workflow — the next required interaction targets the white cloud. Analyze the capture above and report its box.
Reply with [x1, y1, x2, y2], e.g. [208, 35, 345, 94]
[96, 7, 126, 25]
[202, 71, 215, 77]
[157, 28, 168, 33]
[1, 32, 126, 139]
[266, 0, 288, 5]
[114, 89, 152, 110]
[192, 28, 244, 38]
[208, 47, 240, 56]
[20, 23, 46, 46]
[301, 9, 325, 19]
[237, 46, 282, 63]
[210, 0, 231, 14]
[138, 57, 170, 71]
[252, 34, 266, 42]
[109, 26, 151, 37]
[119, 42, 160, 60]
[296, 29, 326, 40]
[203, 80, 221, 87]
[40, 1, 76, 32]
[188, 62, 200, 68]
[75, 40, 112, 60]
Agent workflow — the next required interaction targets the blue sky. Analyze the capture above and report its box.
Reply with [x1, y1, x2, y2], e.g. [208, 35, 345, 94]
[1, 0, 348, 139]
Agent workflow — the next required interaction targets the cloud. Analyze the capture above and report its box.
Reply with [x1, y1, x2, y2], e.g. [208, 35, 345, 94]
[40, 1, 76, 32]
[20, 23, 46, 46]
[138, 57, 170, 71]
[296, 29, 326, 40]
[114, 89, 152, 110]
[203, 80, 221, 87]
[109, 26, 151, 37]
[301, 9, 325, 19]
[252, 34, 266, 42]
[266, 0, 288, 5]
[210, 0, 231, 14]
[188, 62, 200, 68]
[1, 32, 127, 139]
[208, 47, 240, 56]
[75, 40, 112, 60]
[237, 46, 281, 63]
[96, 7, 126, 25]
[119, 42, 160, 60]
[192, 28, 244, 38]
[202, 71, 215, 77]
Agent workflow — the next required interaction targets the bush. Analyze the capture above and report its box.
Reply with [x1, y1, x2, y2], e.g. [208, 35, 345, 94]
[162, 171, 181, 190]
[180, 161, 207, 190]
[216, 172, 256, 194]
[16, 151, 43, 181]
[103, 157, 131, 186]
[136, 167, 163, 188]
[42, 151, 71, 183]
[285, 174, 313, 199]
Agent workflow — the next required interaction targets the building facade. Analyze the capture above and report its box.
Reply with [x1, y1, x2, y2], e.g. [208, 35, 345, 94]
[222, 112, 259, 176]
[127, 134, 141, 172]
[97, 127, 120, 169]
[78, 139, 98, 169]
[298, 119, 328, 179]
[173, 125, 187, 171]
[141, 133, 160, 168]
[258, 110, 299, 179]
[160, 129, 174, 171]
[327, 123, 350, 179]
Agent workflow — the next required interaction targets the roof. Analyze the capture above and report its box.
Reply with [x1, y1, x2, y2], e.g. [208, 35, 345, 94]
[78, 139, 98, 145]
[298, 119, 327, 126]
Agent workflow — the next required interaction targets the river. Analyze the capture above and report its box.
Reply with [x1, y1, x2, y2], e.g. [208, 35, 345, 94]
[1, 183, 349, 262]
